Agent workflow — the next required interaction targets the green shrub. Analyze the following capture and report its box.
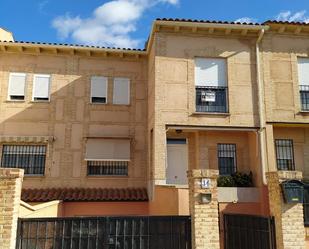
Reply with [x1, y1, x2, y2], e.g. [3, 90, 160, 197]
[217, 171, 253, 187]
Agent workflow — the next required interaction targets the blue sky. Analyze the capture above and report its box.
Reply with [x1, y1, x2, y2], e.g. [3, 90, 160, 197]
[1, 0, 309, 48]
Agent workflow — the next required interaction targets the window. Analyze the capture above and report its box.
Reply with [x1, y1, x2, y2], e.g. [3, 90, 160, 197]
[91, 76, 108, 103]
[297, 58, 309, 111]
[113, 78, 130, 105]
[304, 186, 309, 226]
[85, 138, 130, 176]
[8, 73, 26, 100]
[195, 58, 228, 113]
[33, 74, 51, 101]
[275, 139, 295, 171]
[217, 144, 236, 175]
[1, 145, 46, 175]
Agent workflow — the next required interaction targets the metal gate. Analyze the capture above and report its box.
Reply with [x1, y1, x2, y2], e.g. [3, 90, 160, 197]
[16, 216, 191, 249]
[224, 214, 276, 249]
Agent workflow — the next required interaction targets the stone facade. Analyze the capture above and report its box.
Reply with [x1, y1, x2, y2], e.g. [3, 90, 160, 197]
[266, 171, 305, 249]
[188, 169, 220, 249]
[0, 168, 23, 249]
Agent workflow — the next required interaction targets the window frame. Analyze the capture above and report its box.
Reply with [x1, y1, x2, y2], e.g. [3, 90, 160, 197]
[90, 76, 108, 104]
[7, 72, 27, 101]
[32, 74, 51, 102]
[0, 144, 47, 176]
[297, 57, 309, 111]
[87, 160, 129, 176]
[275, 139, 295, 171]
[217, 143, 237, 175]
[112, 77, 130, 105]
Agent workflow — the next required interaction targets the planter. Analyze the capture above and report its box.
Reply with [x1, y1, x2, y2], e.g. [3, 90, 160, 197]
[218, 187, 259, 203]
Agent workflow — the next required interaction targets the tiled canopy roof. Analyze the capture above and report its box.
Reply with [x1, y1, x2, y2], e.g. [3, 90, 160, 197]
[21, 188, 148, 202]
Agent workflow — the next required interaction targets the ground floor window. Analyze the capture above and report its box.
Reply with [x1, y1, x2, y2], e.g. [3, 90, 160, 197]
[1, 144, 46, 175]
[217, 144, 237, 175]
[87, 160, 128, 176]
[275, 139, 295, 171]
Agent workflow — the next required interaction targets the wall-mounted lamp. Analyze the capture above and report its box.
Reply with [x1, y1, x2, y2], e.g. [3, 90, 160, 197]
[199, 193, 212, 204]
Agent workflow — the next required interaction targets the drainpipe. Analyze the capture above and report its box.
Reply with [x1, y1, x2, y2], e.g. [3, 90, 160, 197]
[255, 29, 268, 185]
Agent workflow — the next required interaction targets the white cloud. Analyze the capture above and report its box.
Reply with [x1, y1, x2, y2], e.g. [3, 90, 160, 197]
[276, 10, 309, 23]
[235, 17, 257, 24]
[52, 0, 178, 48]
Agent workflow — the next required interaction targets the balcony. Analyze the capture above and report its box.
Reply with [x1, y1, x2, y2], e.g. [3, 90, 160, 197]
[195, 86, 228, 113]
[300, 85, 309, 111]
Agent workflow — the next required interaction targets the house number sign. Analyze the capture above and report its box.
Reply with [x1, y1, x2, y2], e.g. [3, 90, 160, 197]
[201, 178, 211, 189]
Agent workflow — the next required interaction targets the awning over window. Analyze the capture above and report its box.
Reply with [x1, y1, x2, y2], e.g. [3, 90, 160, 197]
[85, 138, 130, 161]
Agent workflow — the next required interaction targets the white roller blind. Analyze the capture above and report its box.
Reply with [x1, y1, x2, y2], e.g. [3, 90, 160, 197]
[85, 138, 130, 161]
[91, 76, 107, 98]
[298, 58, 309, 86]
[33, 74, 50, 98]
[194, 58, 227, 87]
[8, 73, 26, 96]
[113, 77, 130, 105]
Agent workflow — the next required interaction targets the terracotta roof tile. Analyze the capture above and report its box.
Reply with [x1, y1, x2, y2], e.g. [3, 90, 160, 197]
[22, 188, 148, 202]
[263, 20, 309, 26]
[156, 18, 262, 26]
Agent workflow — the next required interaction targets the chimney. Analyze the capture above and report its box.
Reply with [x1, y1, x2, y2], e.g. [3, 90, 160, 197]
[0, 27, 14, 41]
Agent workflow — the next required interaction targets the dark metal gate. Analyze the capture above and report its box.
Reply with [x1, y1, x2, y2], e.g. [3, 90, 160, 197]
[16, 216, 191, 249]
[224, 214, 276, 249]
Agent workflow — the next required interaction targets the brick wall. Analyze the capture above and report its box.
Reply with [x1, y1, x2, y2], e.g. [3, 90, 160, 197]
[0, 168, 23, 249]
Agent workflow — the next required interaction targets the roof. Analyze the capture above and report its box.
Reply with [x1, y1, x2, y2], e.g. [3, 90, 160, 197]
[156, 18, 261, 26]
[263, 20, 309, 26]
[21, 187, 148, 202]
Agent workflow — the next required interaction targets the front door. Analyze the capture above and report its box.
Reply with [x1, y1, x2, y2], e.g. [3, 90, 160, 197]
[166, 139, 188, 185]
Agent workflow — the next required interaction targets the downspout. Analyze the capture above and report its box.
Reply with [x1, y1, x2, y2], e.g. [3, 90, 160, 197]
[255, 29, 268, 185]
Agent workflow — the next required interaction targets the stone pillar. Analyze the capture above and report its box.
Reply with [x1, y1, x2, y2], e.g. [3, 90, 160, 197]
[0, 168, 24, 249]
[266, 171, 305, 249]
[188, 169, 220, 249]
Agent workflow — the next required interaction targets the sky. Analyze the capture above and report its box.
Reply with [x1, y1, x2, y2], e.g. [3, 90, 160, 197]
[1, 0, 309, 49]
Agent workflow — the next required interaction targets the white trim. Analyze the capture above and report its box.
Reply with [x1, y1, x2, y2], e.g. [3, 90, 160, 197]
[90, 76, 108, 104]
[7, 72, 26, 101]
[113, 77, 130, 105]
[32, 74, 51, 102]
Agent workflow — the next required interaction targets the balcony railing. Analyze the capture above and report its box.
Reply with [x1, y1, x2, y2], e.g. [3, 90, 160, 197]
[195, 86, 228, 113]
[300, 85, 309, 111]
[304, 185, 309, 226]
[87, 160, 128, 176]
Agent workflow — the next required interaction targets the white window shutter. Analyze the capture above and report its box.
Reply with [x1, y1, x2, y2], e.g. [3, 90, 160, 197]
[113, 78, 130, 105]
[8, 73, 26, 96]
[298, 58, 309, 86]
[33, 74, 50, 98]
[195, 58, 227, 87]
[91, 76, 108, 98]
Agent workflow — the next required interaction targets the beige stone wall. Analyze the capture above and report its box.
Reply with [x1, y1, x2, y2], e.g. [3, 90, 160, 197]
[262, 33, 309, 123]
[0, 52, 148, 189]
[0, 168, 23, 249]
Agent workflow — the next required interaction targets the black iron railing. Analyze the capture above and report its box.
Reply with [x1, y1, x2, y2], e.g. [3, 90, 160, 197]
[16, 216, 191, 249]
[1, 145, 46, 175]
[300, 85, 309, 111]
[217, 144, 237, 175]
[87, 161, 128, 176]
[195, 86, 228, 113]
[304, 186, 309, 226]
[275, 139, 295, 171]
[224, 214, 276, 249]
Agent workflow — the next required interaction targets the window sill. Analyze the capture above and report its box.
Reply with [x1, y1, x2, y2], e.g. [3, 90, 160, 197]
[5, 100, 25, 103]
[86, 175, 128, 178]
[192, 112, 230, 116]
[298, 111, 309, 115]
[24, 174, 45, 178]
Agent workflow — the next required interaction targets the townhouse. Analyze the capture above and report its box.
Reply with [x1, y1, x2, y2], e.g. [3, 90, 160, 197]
[1, 18, 309, 249]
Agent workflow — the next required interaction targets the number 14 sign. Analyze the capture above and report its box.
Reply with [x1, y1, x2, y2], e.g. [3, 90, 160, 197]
[201, 178, 211, 189]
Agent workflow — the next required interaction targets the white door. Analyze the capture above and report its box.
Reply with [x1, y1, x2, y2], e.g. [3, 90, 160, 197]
[166, 139, 188, 185]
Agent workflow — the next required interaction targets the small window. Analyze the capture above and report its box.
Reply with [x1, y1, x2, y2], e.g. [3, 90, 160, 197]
[217, 144, 237, 175]
[298, 58, 309, 111]
[87, 161, 128, 176]
[113, 77, 130, 105]
[275, 139, 295, 171]
[33, 74, 51, 101]
[8, 72, 26, 100]
[1, 145, 47, 175]
[91, 76, 108, 103]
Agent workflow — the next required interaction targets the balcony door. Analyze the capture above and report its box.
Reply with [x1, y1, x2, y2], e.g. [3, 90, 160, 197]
[166, 139, 188, 185]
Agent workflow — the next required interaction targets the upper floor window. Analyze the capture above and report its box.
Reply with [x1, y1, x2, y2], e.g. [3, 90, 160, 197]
[8, 72, 26, 101]
[33, 74, 51, 101]
[1, 144, 47, 175]
[217, 144, 237, 175]
[275, 139, 295, 171]
[85, 138, 130, 176]
[113, 78, 130, 105]
[297, 58, 309, 111]
[91, 76, 108, 104]
[195, 58, 228, 113]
